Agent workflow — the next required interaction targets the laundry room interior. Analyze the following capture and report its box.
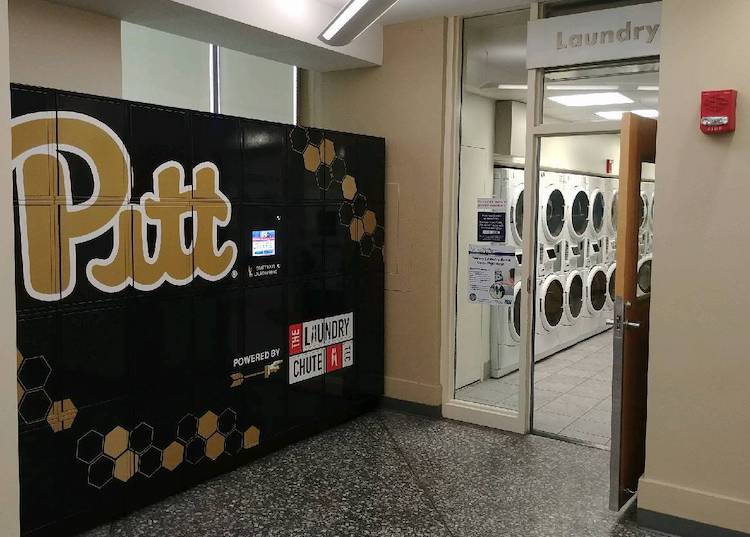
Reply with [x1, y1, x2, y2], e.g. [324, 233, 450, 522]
[454, 9, 657, 448]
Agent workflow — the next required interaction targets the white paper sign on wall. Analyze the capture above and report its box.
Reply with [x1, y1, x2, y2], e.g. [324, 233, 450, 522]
[527, 2, 661, 69]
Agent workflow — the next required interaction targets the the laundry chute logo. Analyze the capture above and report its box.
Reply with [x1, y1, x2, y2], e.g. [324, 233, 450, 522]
[12, 111, 237, 301]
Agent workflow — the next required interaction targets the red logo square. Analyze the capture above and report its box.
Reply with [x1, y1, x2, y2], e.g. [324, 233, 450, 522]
[289, 324, 303, 355]
[326, 343, 343, 372]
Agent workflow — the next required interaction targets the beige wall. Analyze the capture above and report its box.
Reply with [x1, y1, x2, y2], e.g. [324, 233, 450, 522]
[9, 0, 121, 97]
[301, 18, 449, 405]
[639, 0, 750, 532]
[0, 0, 20, 534]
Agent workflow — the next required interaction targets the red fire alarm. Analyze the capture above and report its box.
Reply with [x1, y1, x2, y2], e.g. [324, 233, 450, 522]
[700, 89, 737, 134]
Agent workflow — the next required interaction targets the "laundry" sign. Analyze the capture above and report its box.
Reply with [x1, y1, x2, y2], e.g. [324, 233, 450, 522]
[527, 3, 661, 69]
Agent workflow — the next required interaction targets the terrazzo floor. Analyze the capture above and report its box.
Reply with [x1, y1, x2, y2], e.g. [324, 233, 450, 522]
[455, 329, 614, 448]
[77, 409, 662, 537]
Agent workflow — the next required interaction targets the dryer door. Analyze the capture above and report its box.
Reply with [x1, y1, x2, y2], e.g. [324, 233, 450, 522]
[607, 263, 617, 306]
[540, 276, 564, 331]
[509, 281, 522, 342]
[637, 256, 652, 295]
[510, 188, 524, 245]
[569, 190, 590, 241]
[591, 190, 605, 236]
[542, 188, 565, 242]
[564, 271, 584, 323]
[587, 267, 608, 314]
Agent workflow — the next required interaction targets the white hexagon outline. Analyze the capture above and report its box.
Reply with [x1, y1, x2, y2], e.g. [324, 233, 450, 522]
[129, 422, 154, 455]
[137, 446, 163, 478]
[87, 454, 114, 490]
[17, 355, 51, 391]
[77, 430, 104, 464]
[18, 388, 52, 424]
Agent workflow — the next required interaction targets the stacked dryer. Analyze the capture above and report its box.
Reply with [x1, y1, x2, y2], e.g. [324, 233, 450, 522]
[489, 166, 631, 376]
[535, 171, 567, 358]
[490, 167, 524, 378]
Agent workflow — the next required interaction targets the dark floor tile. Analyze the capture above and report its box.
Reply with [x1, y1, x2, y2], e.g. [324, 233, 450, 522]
[77, 410, 660, 537]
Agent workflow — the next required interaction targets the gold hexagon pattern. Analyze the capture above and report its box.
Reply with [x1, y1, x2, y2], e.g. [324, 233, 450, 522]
[17, 382, 23, 404]
[113, 450, 139, 483]
[322, 138, 336, 166]
[78, 408, 255, 489]
[206, 433, 225, 461]
[302, 144, 322, 172]
[342, 175, 358, 201]
[362, 210, 377, 235]
[104, 426, 129, 458]
[197, 411, 218, 440]
[244, 426, 260, 449]
[163, 441, 184, 471]
[47, 399, 78, 432]
[349, 218, 365, 242]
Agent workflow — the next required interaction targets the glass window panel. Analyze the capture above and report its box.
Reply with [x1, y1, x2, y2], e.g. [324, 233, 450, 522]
[122, 22, 210, 112]
[219, 48, 295, 123]
[542, 62, 660, 124]
[454, 9, 530, 412]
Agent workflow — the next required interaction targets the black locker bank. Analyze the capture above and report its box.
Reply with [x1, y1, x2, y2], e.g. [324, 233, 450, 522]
[11, 84, 385, 536]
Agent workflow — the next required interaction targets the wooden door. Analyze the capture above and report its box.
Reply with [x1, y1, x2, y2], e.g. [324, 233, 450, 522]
[609, 113, 656, 510]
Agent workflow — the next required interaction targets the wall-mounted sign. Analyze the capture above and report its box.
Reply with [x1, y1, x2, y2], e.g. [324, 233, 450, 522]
[288, 313, 354, 384]
[477, 198, 507, 243]
[527, 2, 661, 69]
[467, 245, 517, 305]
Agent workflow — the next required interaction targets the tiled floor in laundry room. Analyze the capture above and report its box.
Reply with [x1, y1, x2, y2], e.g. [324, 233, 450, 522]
[456, 330, 614, 448]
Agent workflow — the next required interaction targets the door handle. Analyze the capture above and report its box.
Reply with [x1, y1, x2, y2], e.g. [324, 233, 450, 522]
[606, 319, 640, 329]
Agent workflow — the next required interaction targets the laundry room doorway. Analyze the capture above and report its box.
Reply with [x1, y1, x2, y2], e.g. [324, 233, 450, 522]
[525, 59, 658, 452]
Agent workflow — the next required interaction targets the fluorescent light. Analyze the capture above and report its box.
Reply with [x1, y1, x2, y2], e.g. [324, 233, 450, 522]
[637, 86, 659, 91]
[634, 109, 659, 118]
[548, 92, 633, 107]
[595, 109, 659, 120]
[322, 0, 370, 40]
[546, 85, 618, 91]
[497, 84, 527, 90]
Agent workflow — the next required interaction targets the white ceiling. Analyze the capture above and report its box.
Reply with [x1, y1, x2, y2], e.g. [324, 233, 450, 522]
[319, 0, 533, 25]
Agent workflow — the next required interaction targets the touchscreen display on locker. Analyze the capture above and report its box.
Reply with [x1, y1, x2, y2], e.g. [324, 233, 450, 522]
[10, 84, 385, 537]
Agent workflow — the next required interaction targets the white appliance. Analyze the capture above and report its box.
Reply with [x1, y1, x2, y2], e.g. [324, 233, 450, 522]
[566, 174, 590, 244]
[585, 265, 608, 318]
[508, 171, 525, 249]
[637, 254, 653, 296]
[606, 262, 617, 311]
[562, 269, 585, 328]
[536, 274, 564, 357]
[539, 172, 566, 247]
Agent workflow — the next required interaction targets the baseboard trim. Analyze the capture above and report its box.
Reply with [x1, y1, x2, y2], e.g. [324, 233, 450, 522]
[638, 509, 750, 537]
[379, 397, 442, 418]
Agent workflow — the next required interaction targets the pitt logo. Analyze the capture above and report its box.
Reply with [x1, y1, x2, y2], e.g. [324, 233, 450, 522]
[12, 112, 237, 301]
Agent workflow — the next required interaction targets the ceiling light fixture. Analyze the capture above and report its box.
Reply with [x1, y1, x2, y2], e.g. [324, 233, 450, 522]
[595, 109, 659, 120]
[546, 85, 619, 91]
[548, 92, 633, 107]
[497, 84, 528, 90]
[319, 0, 400, 46]
[637, 86, 660, 91]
